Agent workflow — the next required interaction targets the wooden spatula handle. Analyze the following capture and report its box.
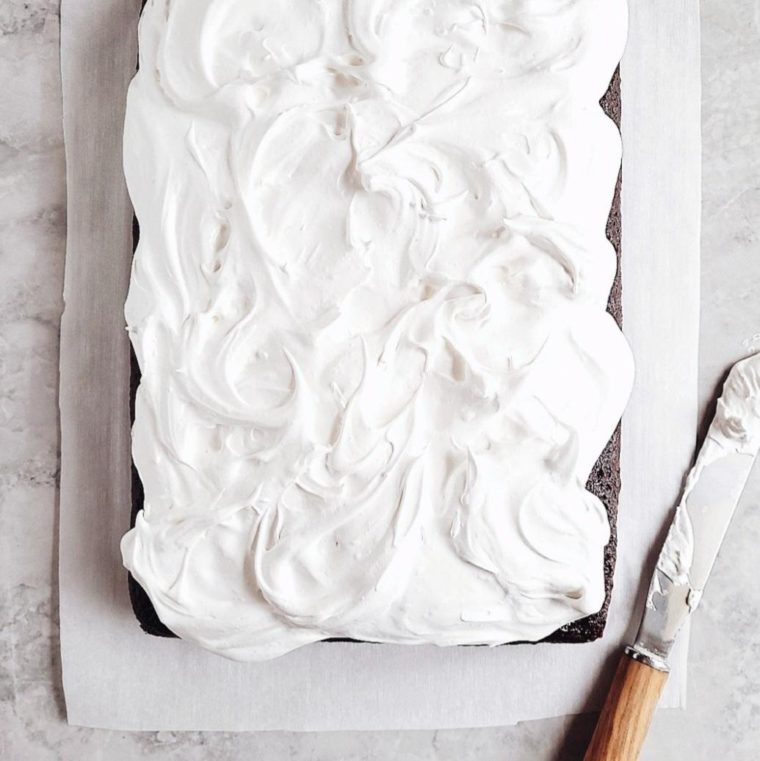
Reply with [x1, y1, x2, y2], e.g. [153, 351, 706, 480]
[584, 650, 669, 761]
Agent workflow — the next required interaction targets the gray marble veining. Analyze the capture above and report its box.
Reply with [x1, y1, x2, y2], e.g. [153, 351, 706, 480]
[1, 1, 759, 758]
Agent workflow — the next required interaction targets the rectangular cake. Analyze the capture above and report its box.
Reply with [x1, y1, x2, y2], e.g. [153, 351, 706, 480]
[121, 0, 633, 661]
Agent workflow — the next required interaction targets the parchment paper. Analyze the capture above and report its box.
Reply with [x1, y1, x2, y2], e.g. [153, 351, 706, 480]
[59, 0, 701, 731]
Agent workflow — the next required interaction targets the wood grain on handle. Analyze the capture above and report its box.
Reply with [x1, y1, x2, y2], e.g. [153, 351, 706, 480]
[584, 652, 669, 761]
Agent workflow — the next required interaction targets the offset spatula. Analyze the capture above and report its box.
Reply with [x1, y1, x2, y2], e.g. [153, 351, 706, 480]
[585, 353, 760, 761]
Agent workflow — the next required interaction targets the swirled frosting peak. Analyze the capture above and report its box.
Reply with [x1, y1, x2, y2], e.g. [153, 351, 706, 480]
[121, 0, 633, 660]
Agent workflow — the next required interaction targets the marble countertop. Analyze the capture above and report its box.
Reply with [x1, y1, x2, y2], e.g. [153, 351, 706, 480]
[1, 1, 759, 758]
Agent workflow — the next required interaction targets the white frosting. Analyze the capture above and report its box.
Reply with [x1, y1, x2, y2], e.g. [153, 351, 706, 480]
[654, 351, 760, 599]
[121, 0, 633, 661]
[698, 352, 760, 463]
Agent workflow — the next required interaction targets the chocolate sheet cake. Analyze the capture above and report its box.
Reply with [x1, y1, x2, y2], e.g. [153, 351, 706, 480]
[121, 0, 632, 660]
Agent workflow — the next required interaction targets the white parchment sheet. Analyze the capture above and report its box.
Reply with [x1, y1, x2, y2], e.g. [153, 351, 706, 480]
[59, 1, 701, 731]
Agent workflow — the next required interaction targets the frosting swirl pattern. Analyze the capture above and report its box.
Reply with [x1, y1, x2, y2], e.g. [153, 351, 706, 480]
[122, 0, 633, 660]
